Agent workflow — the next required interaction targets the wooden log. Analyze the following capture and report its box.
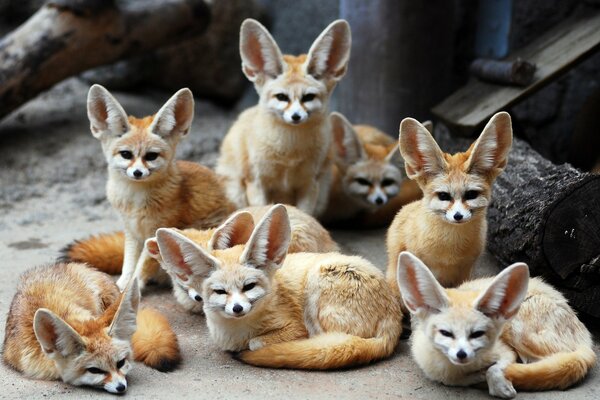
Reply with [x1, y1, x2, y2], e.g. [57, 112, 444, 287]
[0, 0, 210, 119]
[469, 58, 536, 86]
[434, 124, 600, 319]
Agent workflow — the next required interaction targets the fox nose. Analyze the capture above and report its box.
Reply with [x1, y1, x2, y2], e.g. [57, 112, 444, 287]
[453, 212, 463, 221]
[116, 383, 126, 393]
[457, 349, 467, 360]
[133, 170, 143, 178]
[375, 197, 384, 205]
[232, 304, 243, 314]
[291, 113, 301, 122]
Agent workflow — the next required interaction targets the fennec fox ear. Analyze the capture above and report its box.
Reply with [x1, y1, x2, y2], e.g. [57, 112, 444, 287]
[467, 111, 513, 177]
[240, 204, 291, 272]
[475, 262, 529, 321]
[306, 19, 351, 81]
[331, 112, 365, 165]
[145, 237, 161, 262]
[108, 278, 140, 341]
[396, 252, 449, 316]
[240, 19, 285, 84]
[385, 145, 405, 170]
[87, 84, 130, 139]
[34, 309, 85, 357]
[208, 211, 255, 251]
[156, 228, 218, 287]
[149, 88, 195, 138]
[399, 118, 446, 180]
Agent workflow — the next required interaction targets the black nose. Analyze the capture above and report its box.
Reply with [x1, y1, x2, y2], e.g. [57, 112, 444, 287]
[453, 212, 463, 221]
[375, 197, 384, 205]
[194, 295, 202, 302]
[232, 304, 243, 313]
[291, 113, 301, 121]
[116, 384, 126, 393]
[133, 170, 142, 178]
[457, 350, 467, 360]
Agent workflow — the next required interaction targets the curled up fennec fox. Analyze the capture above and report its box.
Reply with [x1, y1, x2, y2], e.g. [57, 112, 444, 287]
[387, 112, 513, 291]
[396, 251, 596, 398]
[153, 205, 402, 369]
[216, 19, 351, 217]
[87, 84, 234, 290]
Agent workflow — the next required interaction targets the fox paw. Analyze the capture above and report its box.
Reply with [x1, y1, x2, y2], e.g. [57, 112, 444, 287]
[487, 368, 516, 399]
[248, 338, 264, 351]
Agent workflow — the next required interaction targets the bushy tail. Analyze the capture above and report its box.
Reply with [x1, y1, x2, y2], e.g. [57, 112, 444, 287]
[505, 346, 596, 390]
[59, 232, 125, 275]
[132, 308, 181, 372]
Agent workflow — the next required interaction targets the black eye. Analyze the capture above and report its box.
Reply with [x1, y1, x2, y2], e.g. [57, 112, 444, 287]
[116, 358, 126, 369]
[194, 294, 202, 302]
[437, 192, 452, 201]
[87, 367, 106, 374]
[243, 282, 256, 291]
[301, 93, 316, 102]
[381, 178, 396, 187]
[464, 190, 479, 200]
[275, 93, 289, 102]
[144, 152, 159, 161]
[214, 289, 227, 295]
[439, 329, 454, 338]
[354, 177, 371, 186]
[469, 330, 486, 339]
[119, 151, 133, 160]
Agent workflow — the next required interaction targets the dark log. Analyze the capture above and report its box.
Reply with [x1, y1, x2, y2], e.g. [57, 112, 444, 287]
[469, 58, 536, 86]
[0, 0, 210, 119]
[434, 124, 600, 319]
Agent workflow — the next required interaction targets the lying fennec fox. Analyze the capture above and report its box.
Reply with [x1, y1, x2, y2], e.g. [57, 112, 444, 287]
[3, 264, 180, 393]
[387, 112, 513, 291]
[396, 252, 596, 398]
[216, 19, 351, 216]
[154, 204, 402, 369]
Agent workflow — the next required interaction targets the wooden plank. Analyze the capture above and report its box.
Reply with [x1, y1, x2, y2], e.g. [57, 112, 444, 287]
[432, 11, 600, 135]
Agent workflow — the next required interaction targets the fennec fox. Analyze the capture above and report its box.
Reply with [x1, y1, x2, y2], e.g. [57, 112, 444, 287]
[87, 84, 234, 290]
[3, 263, 180, 393]
[154, 205, 401, 369]
[216, 19, 351, 216]
[387, 112, 513, 290]
[396, 252, 596, 398]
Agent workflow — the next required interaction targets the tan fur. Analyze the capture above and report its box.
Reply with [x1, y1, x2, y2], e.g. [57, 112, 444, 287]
[132, 308, 181, 371]
[61, 232, 125, 275]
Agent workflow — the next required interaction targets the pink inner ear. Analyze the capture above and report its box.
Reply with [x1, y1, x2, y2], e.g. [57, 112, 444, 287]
[405, 261, 425, 308]
[147, 240, 159, 256]
[244, 33, 265, 71]
[164, 237, 192, 276]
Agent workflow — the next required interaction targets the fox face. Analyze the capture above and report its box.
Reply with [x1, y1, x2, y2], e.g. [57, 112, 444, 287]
[399, 112, 513, 224]
[87, 84, 194, 182]
[33, 280, 140, 393]
[396, 252, 529, 366]
[240, 19, 351, 126]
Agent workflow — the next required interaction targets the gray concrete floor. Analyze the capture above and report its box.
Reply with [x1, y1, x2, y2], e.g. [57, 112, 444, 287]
[0, 80, 598, 399]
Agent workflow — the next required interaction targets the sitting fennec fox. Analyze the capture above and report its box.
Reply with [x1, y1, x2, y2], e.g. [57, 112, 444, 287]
[396, 252, 596, 398]
[3, 263, 180, 393]
[143, 204, 339, 313]
[387, 112, 513, 291]
[154, 205, 402, 369]
[322, 112, 424, 227]
[87, 84, 234, 290]
[216, 19, 351, 217]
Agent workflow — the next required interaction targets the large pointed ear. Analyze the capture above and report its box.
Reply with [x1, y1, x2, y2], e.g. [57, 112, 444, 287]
[208, 211, 255, 251]
[331, 112, 365, 165]
[108, 278, 140, 341]
[240, 204, 291, 272]
[145, 237, 161, 262]
[385, 145, 405, 170]
[156, 228, 218, 286]
[87, 84, 130, 139]
[305, 20, 351, 81]
[149, 88, 194, 138]
[34, 309, 85, 357]
[396, 252, 449, 316]
[399, 118, 447, 180]
[240, 19, 285, 84]
[475, 263, 529, 321]
[467, 111, 513, 176]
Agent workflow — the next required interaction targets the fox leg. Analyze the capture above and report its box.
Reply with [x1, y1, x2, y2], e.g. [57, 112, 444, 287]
[313, 166, 332, 217]
[295, 180, 318, 216]
[117, 233, 142, 291]
[245, 178, 269, 206]
[248, 323, 308, 351]
[486, 347, 518, 399]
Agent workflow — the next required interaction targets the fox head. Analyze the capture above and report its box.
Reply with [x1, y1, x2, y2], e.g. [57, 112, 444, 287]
[240, 19, 351, 126]
[399, 112, 512, 224]
[155, 205, 290, 319]
[33, 279, 140, 393]
[87, 84, 194, 182]
[331, 112, 407, 209]
[396, 252, 529, 366]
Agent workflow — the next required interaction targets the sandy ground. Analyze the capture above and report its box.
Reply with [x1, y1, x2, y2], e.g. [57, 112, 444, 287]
[0, 79, 598, 399]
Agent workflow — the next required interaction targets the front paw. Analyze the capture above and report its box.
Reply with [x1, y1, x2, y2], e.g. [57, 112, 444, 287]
[248, 338, 264, 351]
[487, 369, 516, 398]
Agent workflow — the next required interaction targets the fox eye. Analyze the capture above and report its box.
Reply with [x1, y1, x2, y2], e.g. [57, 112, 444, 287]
[214, 289, 227, 295]
[469, 330, 486, 339]
[116, 358, 126, 369]
[437, 192, 452, 201]
[381, 178, 396, 187]
[275, 93, 289, 102]
[144, 152, 159, 161]
[354, 177, 371, 186]
[120, 150, 133, 160]
[87, 367, 106, 374]
[301, 93, 316, 102]
[464, 190, 479, 200]
[439, 329, 454, 338]
[243, 282, 256, 291]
